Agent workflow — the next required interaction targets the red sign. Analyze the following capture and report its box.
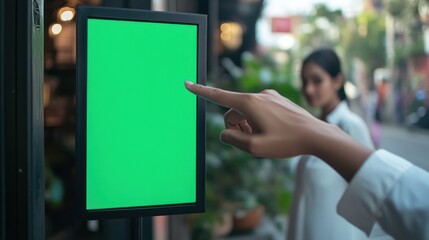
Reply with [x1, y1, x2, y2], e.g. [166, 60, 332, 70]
[271, 17, 292, 33]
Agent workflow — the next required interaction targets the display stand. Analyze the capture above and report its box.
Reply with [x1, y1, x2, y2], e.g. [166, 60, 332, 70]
[132, 217, 152, 240]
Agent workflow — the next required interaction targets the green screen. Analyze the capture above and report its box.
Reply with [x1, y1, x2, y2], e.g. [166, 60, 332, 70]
[86, 18, 197, 210]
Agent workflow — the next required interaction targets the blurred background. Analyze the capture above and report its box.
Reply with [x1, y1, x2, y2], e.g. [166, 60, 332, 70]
[44, 0, 429, 239]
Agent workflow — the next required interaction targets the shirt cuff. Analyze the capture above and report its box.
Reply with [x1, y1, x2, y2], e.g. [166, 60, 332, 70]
[337, 149, 412, 235]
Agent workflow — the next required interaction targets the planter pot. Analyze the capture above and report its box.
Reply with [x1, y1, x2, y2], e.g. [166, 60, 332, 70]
[232, 205, 265, 231]
[212, 212, 233, 238]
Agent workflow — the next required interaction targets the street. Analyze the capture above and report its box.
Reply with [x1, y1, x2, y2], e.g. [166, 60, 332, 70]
[380, 125, 429, 171]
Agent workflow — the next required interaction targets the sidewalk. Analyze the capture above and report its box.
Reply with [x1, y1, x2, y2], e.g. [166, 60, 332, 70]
[379, 124, 429, 171]
[382, 124, 429, 137]
[348, 99, 429, 171]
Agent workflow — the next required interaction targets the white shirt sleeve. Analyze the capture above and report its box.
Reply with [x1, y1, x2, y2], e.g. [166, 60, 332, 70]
[337, 149, 429, 240]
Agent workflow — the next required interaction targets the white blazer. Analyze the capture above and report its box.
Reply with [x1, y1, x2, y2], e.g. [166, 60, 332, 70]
[338, 149, 429, 240]
[287, 101, 392, 240]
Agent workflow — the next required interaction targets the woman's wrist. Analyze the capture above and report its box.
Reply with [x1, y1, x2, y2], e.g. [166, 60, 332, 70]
[308, 119, 341, 158]
[308, 121, 373, 181]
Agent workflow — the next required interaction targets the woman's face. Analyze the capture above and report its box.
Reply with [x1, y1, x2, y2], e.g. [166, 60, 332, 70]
[301, 62, 341, 108]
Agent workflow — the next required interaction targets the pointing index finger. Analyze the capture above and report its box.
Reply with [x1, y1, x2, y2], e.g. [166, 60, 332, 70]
[184, 81, 242, 109]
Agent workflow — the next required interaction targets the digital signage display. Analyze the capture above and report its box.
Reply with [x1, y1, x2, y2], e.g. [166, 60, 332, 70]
[76, 6, 206, 219]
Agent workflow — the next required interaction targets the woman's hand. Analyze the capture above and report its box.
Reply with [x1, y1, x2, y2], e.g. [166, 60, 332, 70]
[185, 81, 322, 158]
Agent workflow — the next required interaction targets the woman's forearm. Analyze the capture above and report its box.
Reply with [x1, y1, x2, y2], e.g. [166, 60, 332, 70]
[309, 121, 373, 182]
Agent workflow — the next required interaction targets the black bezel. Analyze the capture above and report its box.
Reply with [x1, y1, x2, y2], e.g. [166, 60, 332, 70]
[76, 6, 206, 220]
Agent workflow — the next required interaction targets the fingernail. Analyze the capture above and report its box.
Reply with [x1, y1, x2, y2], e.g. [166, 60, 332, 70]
[184, 81, 193, 88]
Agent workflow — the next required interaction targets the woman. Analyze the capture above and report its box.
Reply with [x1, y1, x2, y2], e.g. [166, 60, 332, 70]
[286, 49, 391, 240]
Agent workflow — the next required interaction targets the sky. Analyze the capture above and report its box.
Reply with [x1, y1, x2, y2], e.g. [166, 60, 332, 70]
[262, 0, 363, 18]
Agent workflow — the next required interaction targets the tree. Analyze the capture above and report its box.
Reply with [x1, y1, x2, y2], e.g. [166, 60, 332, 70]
[298, 4, 344, 50]
[386, 0, 426, 62]
[341, 10, 386, 87]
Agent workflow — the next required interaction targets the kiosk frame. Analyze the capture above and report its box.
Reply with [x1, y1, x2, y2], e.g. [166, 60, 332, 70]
[76, 6, 206, 219]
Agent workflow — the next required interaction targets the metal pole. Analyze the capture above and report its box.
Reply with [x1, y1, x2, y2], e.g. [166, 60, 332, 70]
[133, 217, 153, 240]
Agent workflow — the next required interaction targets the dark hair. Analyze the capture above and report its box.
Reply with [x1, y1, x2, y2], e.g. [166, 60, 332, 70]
[301, 48, 347, 101]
